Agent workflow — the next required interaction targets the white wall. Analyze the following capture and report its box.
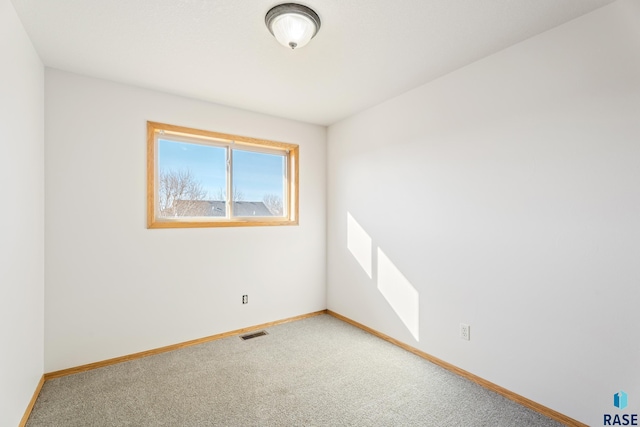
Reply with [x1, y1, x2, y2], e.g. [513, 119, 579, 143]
[44, 69, 326, 372]
[0, 0, 45, 425]
[327, 1, 640, 424]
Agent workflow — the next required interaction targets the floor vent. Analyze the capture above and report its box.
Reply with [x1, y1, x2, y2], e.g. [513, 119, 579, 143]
[240, 330, 268, 340]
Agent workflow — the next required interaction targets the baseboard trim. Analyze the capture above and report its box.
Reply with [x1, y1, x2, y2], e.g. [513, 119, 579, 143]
[327, 310, 587, 427]
[44, 310, 327, 381]
[19, 374, 44, 427]
[38, 309, 584, 426]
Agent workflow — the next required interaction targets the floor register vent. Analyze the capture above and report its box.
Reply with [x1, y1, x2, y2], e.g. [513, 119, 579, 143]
[240, 330, 268, 340]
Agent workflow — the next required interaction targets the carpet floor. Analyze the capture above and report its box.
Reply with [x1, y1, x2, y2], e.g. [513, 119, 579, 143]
[26, 314, 563, 426]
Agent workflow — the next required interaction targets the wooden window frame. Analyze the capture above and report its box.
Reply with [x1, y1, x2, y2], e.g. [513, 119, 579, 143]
[147, 121, 299, 228]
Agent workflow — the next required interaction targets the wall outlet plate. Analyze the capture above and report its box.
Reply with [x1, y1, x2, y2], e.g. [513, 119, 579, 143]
[242, 295, 248, 304]
[460, 323, 470, 341]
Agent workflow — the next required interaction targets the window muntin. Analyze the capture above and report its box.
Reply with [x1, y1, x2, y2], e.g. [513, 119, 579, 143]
[147, 122, 298, 228]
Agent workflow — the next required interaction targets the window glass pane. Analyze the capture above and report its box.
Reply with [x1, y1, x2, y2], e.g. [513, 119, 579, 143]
[157, 139, 226, 218]
[231, 149, 285, 217]
[148, 121, 297, 228]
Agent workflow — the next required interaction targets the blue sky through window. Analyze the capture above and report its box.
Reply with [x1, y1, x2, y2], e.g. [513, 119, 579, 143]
[158, 139, 284, 202]
[233, 149, 284, 202]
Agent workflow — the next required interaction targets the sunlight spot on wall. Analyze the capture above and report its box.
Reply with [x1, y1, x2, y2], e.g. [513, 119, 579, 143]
[347, 212, 372, 278]
[377, 248, 419, 341]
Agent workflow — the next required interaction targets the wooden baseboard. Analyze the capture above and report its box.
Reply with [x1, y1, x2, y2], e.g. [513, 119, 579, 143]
[38, 309, 583, 426]
[19, 374, 44, 427]
[45, 310, 327, 381]
[327, 310, 587, 427]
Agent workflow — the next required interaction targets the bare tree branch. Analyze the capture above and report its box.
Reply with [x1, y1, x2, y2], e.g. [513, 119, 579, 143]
[214, 186, 245, 202]
[159, 169, 208, 217]
[263, 193, 283, 216]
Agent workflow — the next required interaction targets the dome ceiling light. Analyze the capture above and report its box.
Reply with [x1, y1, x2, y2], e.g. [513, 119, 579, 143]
[265, 3, 321, 50]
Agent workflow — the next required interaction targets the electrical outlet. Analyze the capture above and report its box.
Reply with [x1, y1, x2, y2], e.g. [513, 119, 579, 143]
[242, 295, 248, 304]
[460, 323, 470, 341]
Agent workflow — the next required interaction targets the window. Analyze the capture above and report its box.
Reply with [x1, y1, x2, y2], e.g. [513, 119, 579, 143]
[147, 122, 298, 228]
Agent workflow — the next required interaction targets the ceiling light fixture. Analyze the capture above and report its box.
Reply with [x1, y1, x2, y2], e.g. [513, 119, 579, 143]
[265, 3, 321, 50]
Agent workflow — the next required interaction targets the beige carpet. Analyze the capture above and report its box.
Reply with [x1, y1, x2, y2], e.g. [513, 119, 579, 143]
[27, 314, 562, 426]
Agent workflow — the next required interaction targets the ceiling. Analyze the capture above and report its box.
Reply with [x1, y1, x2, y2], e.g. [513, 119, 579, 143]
[11, 0, 616, 126]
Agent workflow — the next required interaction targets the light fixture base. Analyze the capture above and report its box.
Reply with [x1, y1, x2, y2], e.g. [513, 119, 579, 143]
[265, 3, 321, 50]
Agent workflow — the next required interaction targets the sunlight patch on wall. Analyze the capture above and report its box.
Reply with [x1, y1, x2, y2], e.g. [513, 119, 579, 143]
[347, 212, 372, 278]
[377, 248, 420, 341]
